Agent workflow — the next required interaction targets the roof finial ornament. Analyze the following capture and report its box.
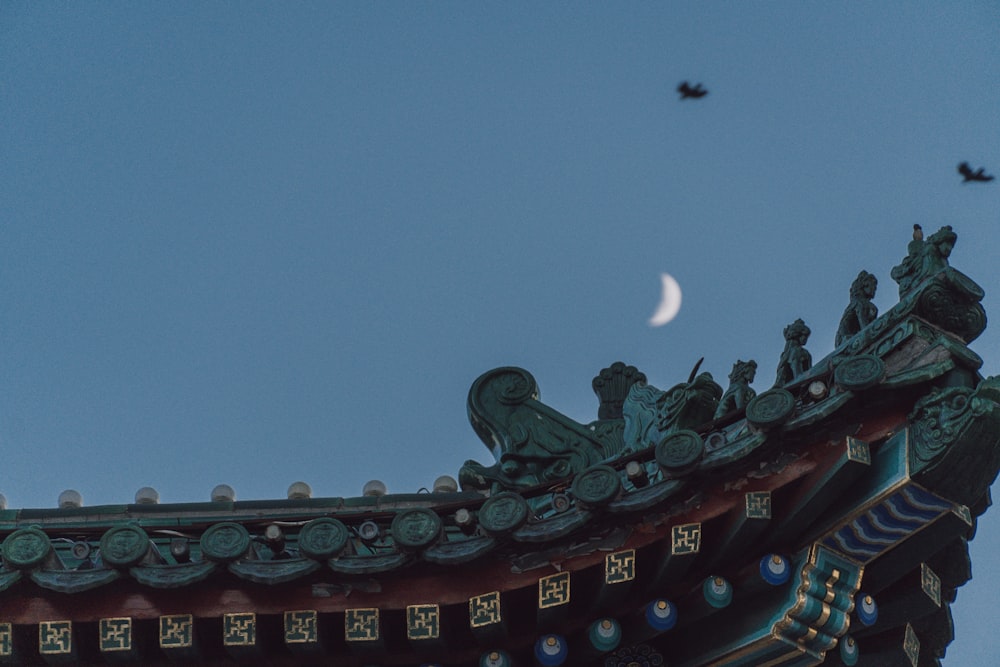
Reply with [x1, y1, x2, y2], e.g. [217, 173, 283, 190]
[775, 319, 812, 387]
[835, 270, 878, 347]
[891, 225, 956, 297]
[715, 360, 757, 419]
[592, 362, 647, 420]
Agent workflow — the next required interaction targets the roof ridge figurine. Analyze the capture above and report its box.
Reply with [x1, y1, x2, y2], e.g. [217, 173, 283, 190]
[890, 224, 956, 297]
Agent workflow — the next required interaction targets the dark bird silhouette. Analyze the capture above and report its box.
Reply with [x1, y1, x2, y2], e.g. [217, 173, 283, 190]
[958, 162, 995, 183]
[677, 81, 708, 100]
[913, 224, 923, 242]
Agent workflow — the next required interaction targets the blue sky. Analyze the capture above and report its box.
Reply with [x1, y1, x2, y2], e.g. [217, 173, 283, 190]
[2, 3, 998, 663]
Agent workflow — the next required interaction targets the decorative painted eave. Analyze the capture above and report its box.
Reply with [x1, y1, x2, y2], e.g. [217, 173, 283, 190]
[0, 226, 997, 666]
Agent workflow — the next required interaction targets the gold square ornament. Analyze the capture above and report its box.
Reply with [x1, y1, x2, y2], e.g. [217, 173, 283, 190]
[345, 608, 379, 642]
[671, 523, 702, 554]
[39, 621, 72, 655]
[284, 610, 318, 645]
[223, 613, 256, 646]
[605, 549, 636, 584]
[745, 491, 772, 519]
[406, 604, 440, 640]
[99, 618, 132, 652]
[469, 591, 502, 628]
[538, 571, 571, 609]
[159, 614, 194, 649]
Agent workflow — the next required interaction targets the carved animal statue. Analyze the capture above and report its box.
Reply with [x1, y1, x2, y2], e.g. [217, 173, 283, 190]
[891, 225, 957, 297]
[624, 359, 722, 452]
[460, 367, 616, 492]
[775, 319, 812, 387]
[460, 363, 723, 492]
[714, 359, 757, 419]
[677, 81, 708, 99]
[835, 271, 879, 347]
[958, 162, 994, 183]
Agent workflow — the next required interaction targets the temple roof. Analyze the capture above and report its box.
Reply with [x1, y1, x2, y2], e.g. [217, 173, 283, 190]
[1, 226, 997, 666]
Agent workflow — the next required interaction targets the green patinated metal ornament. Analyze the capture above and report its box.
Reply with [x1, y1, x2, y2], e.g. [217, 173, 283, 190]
[745, 388, 796, 429]
[593, 362, 647, 420]
[512, 508, 590, 543]
[423, 535, 497, 565]
[479, 491, 530, 535]
[297, 517, 349, 560]
[608, 478, 686, 513]
[571, 465, 622, 507]
[715, 359, 757, 419]
[31, 569, 120, 594]
[915, 269, 987, 342]
[329, 552, 408, 575]
[229, 558, 321, 585]
[200, 522, 251, 563]
[907, 376, 1000, 507]
[775, 319, 812, 386]
[891, 225, 986, 342]
[390, 508, 442, 551]
[654, 430, 704, 475]
[1, 527, 52, 570]
[461, 367, 614, 492]
[836, 270, 878, 347]
[129, 561, 216, 589]
[833, 354, 885, 391]
[892, 225, 956, 297]
[623, 363, 722, 453]
[99, 524, 151, 568]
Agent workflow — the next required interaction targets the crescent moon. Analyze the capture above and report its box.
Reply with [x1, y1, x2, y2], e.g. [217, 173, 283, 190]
[649, 273, 683, 327]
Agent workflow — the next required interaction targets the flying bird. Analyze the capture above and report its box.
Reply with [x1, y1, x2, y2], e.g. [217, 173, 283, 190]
[677, 81, 708, 100]
[958, 162, 994, 183]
